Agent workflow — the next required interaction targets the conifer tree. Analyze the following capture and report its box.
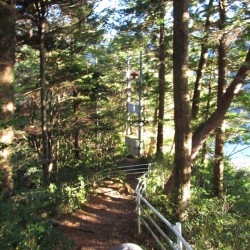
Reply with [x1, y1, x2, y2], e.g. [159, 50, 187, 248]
[213, 0, 227, 197]
[0, 0, 15, 192]
[172, 0, 192, 221]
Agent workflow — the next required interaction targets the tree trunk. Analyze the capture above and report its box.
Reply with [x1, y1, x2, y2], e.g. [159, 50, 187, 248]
[191, 48, 250, 161]
[36, 1, 51, 186]
[172, 0, 192, 221]
[214, 125, 225, 196]
[0, 1, 15, 192]
[213, 0, 227, 197]
[73, 89, 80, 160]
[191, 0, 213, 119]
[156, 5, 166, 154]
[199, 79, 212, 187]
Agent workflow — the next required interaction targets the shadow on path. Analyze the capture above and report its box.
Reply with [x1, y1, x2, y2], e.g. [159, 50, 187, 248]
[56, 158, 154, 249]
[59, 178, 140, 250]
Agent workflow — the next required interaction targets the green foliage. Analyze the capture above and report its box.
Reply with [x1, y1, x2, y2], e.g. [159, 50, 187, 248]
[6, 0, 249, 249]
[225, 89, 250, 147]
[58, 177, 87, 212]
[2, 140, 86, 249]
[185, 191, 250, 249]
[224, 166, 250, 215]
[188, 160, 250, 249]
[184, 198, 247, 249]
[186, 164, 250, 249]
[192, 160, 214, 194]
[11, 142, 42, 189]
[0, 186, 77, 250]
[143, 157, 250, 249]
[146, 163, 170, 196]
[143, 157, 174, 215]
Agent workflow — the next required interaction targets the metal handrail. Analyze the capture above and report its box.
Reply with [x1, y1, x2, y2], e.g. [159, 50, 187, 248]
[85, 163, 150, 188]
[135, 164, 192, 250]
[84, 162, 192, 250]
[117, 163, 150, 176]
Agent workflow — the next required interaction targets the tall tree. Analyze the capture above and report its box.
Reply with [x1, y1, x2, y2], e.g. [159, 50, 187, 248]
[172, 0, 192, 221]
[156, 1, 166, 154]
[0, 0, 15, 192]
[191, 48, 250, 161]
[35, 0, 51, 186]
[213, 0, 227, 197]
[191, 0, 214, 119]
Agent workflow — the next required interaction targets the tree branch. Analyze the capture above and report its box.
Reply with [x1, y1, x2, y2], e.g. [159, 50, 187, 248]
[227, 145, 250, 158]
[191, 48, 250, 160]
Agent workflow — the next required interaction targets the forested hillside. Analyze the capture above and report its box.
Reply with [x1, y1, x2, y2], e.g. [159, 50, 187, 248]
[0, 0, 249, 249]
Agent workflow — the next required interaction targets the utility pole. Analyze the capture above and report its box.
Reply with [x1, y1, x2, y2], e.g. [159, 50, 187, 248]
[126, 52, 131, 136]
[138, 51, 143, 157]
[125, 51, 143, 157]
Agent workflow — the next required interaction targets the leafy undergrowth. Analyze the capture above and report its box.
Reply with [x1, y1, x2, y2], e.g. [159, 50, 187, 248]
[0, 165, 147, 249]
[1, 155, 249, 249]
[0, 180, 86, 250]
[145, 160, 250, 250]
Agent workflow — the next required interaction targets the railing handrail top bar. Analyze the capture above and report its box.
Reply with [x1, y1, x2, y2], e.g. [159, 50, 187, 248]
[121, 168, 149, 172]
[136, 189, 192, 250]
[120, 166, 149, 169]
[120, 167, 149, 170]
[118, 163, 153, 168]
[125, 172, 149, 175]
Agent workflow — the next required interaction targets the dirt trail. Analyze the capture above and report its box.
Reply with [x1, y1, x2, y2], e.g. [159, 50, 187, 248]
[58, 159, 148, 250]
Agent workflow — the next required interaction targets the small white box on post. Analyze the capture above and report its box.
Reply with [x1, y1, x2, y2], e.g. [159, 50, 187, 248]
[128, 102, 140, 115]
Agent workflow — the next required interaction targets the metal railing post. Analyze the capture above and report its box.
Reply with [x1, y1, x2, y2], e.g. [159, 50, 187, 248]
[143, 175, 147, 197]
[176, 222, 183, 250]
[148, 163, 151, 173]
[137, 190, 142, 234]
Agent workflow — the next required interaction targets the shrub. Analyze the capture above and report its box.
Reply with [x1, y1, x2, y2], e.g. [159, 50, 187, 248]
[143, 158, 250, 249]
[0, 177, 87, 249]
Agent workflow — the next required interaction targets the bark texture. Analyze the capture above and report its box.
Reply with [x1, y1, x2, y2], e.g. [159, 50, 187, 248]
[0, 1, 15, 192]
[172, 0, 192, 221]
[35, 0, 51, 186]
[73, 88, 80, 160]
[156, 5, 166, 153]
[213, 0, 227, 197]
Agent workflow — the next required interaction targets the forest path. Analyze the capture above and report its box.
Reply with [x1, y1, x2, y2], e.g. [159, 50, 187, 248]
[58, 159, 149, 250]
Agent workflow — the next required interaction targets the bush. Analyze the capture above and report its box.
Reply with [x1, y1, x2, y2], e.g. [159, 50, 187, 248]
[0, 195, 74, 249]
[0, 177, 87, 249]
[143, 158, 250, 249]
[184, 190, 250, 249]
